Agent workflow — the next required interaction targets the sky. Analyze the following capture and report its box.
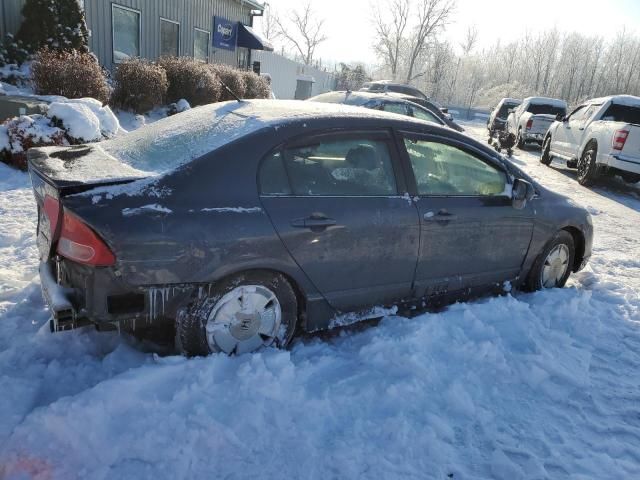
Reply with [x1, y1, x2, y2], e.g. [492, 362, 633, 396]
[257, 0, 640, 66]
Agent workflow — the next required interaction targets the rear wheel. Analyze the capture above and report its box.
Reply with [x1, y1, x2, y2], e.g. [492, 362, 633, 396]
[516, 128, 525, 149]
[540, 136, 552, 166]
[177, 271, 298, 356]
[577, 142, 599, 186]
[525, 231, 575, 291]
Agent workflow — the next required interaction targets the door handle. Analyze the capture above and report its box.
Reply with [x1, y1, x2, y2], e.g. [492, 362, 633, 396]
[291, 216, 337, 229]
[424, 210, 457, 223]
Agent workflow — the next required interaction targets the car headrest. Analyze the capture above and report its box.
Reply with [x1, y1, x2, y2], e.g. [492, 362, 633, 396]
[345, 144, 378, 170]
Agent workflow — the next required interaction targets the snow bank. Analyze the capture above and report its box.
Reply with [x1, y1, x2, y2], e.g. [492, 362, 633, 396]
[47, 98, 121, 142]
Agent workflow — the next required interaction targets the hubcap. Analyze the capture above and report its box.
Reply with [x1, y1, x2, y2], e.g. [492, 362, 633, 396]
[541, 244, 570, 288]
[205, 285, 282, 354]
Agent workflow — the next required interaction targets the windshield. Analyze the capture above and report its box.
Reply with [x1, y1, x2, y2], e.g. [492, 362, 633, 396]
[601, 104, 640, 124]
[527, 103, 566, 116]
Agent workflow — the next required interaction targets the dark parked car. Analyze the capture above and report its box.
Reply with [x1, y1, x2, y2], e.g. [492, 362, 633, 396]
[379, 92, 464, 131]
[29, 100, 593, 357]
[488, 98, 522, 138]
[360, 80, 428, 99]
[308, 91, 461, 130]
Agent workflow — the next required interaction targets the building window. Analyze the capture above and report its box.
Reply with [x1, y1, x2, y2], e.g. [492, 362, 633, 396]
[112, 4, 140, 63]
[194, 28, 210, 62]
[160, 18, 180, 57]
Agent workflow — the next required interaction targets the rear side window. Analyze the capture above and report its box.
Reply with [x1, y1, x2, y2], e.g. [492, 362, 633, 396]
[403, 138, 507, 196]
[411, 106, 440, 123]
[601, 104, 640, 124]
[383, 103, 408, 116]
[259, 151, 291, 195]
[280, 137, 397, 196]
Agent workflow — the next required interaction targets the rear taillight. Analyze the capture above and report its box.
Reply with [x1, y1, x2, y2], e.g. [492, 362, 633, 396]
[43, 195, 61, 237]
[57, 210, 115, 266]
[612, 129, 629, 151]
[42, 195, 115, 266]
[526, 119, 533, 130]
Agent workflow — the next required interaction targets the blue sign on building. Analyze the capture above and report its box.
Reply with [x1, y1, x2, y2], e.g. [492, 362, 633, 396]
[212, 16, 237, 51]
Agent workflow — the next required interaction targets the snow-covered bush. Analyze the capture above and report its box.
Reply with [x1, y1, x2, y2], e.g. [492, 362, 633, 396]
[210, 64, 247, 101]
[111, 58, 168, 114]
[159, 56, 221, 107]
[0, 99, 121, 170]
[0, 34, 30, 68]
[241, 70, 271, 99]
[0, 115, 67, 169]
[32, 48, 110, 103]
[16, 0, 89, 53]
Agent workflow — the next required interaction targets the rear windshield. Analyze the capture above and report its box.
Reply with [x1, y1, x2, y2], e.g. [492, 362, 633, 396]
[367, 84, 386, 92]
[601, 104, 640, 124]
[527, 104, 566, 116]
[101, 102, 268, 174]
[497, 103, 518, 118]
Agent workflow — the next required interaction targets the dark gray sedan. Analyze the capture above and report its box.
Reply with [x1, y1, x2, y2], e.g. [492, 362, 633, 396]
[28, 100, 593, 356]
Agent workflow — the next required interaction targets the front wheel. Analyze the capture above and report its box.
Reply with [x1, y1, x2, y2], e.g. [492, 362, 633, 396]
[525, 231, 575, 291]
[177, 271, 298, 356]
[540, 137, 552, 166]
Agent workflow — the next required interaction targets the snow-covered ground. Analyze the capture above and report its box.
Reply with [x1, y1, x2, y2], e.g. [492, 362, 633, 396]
[1, 120, 639, 479]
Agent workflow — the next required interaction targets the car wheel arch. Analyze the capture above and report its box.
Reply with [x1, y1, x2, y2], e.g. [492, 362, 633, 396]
[561, 226, 585, 272]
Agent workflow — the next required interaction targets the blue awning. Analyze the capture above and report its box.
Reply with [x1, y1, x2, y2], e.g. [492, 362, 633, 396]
[237, 23, 274, 51]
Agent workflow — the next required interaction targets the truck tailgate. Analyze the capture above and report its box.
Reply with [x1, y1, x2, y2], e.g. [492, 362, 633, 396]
[621, 125, 640, 159]
[530, 115, 556, 135]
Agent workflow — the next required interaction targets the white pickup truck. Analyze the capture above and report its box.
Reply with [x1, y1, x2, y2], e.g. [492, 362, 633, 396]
[506, 97, 567, 149]
[541, 95, 640, 185]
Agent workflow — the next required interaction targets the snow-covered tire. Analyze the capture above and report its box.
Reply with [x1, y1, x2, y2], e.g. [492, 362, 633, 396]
[540, 136, 552, 166]
[577, 142, 600, 186]
[176, 271, 298, 357]
[525, 230, 575, 291]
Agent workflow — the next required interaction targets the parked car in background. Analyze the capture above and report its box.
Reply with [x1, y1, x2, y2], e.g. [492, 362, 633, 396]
[360, 80, 428, 99]
[507, 97, 567, 148]
[383, 92, 464, 131]
[541, 95, 640, 185]
[360, 81, 454, 119]
[308, 91, 450, 128]
[29, 100, 592, 357]
[488, 98, 522, 139]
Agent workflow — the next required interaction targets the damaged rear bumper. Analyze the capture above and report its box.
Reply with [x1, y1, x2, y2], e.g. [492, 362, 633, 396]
[39, 261, 92, 332]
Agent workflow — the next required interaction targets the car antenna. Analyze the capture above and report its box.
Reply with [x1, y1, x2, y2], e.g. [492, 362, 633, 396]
[218, 78, 244, 103]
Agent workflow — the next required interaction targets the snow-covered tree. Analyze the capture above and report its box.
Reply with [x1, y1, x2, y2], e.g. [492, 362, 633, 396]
[16, 0, 89, 53]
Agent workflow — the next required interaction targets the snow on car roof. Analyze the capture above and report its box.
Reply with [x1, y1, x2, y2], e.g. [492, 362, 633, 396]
[523, 96, 567, 107]
[587, 95, 640, 107]
[98, 99, 418, 175]
[500, 98, 522, 105]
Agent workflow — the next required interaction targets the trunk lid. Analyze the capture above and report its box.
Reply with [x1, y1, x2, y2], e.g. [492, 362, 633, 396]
[28, 145, 148, 261]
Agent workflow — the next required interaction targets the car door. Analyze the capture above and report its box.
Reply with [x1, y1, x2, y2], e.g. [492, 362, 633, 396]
[398, 131, 535, 298]
[553, 105, 587, 156]
[258, 130, 420, 312]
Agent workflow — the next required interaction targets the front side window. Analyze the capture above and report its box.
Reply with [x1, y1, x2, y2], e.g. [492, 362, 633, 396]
[160, 19, 180, 57]
[194, 29, 210, 62]
[112, 5, 140, 62]
[568, 105, 587, 122]
[411, 106, 440, 123]
[278, 136, 397, 196]
[404, 138, 507, 196]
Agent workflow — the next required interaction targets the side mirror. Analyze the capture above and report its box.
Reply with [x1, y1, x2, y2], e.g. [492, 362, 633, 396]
[512, 178, 535, 209]
[556, 113, 566, 121]
[440, 107, 449, 114]
[508, 108, 515, 114]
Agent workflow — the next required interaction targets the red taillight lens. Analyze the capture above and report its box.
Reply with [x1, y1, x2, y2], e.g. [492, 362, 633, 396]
[612, 129, 629, 151]
[57, 209, 115, 266]
[43, 195, 61, 237]
[526, 119, 533, 130]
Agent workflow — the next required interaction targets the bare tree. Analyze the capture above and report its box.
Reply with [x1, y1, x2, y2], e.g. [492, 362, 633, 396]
[371, 0, 410, 81]
[405, 0, 456, 82]
[260, 6, 280, 41]
[274, 2, 328, 66]
[460, 25, 478, 55]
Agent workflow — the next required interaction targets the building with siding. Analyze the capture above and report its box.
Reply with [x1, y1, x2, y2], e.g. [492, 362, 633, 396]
[1, 0, 268, 71]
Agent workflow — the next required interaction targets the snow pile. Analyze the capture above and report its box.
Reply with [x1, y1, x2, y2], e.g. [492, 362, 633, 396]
[47, 98, 121, 142]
